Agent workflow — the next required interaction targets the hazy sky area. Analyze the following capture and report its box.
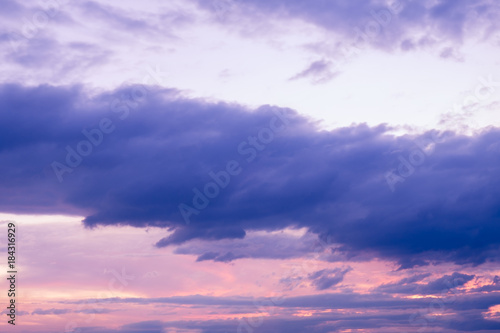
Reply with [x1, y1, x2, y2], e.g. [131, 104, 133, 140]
[1, 0, 500, 332]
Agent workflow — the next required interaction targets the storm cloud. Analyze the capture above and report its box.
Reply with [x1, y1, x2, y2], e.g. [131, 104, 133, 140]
[0, 83, 499, 268]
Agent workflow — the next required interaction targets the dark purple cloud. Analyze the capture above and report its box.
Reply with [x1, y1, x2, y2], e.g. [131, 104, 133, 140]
[1, 84, 500, 269]
[175, 230, 319, 262]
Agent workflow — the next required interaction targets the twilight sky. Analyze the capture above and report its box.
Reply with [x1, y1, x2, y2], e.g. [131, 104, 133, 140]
[1, 0, 500, 332]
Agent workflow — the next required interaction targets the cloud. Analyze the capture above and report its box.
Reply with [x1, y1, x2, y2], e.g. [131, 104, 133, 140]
[0, 0, 23, 17]
[0, 309, 29, 316]
[196, 251, 246, 262]
[60, 292, 500, 332]
[31, 308, 72, 315]
[62, 290, 499, 312]
[75, 320, 165, 333]
[75, 308, 116, 314]
[0, 84, 500, 268]
[471, 275, 500, 292]
[289, 60, 339, 84]
[308, 267, 351, 290]
[72, 314, 500, 333]
[176, 229, 320, 262]
[197, 0, 500, 53]
[0, 0, 188, 86]
[79, 1, 152, 31]
[376, 272, 474, 295]
[27, 307, 114, 316]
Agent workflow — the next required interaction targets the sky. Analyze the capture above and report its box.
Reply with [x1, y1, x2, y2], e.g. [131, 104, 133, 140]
[0, 0, 500, 332]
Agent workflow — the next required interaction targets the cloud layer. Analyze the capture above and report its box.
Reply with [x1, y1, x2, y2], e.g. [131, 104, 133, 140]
[1, 84, 499, 269]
